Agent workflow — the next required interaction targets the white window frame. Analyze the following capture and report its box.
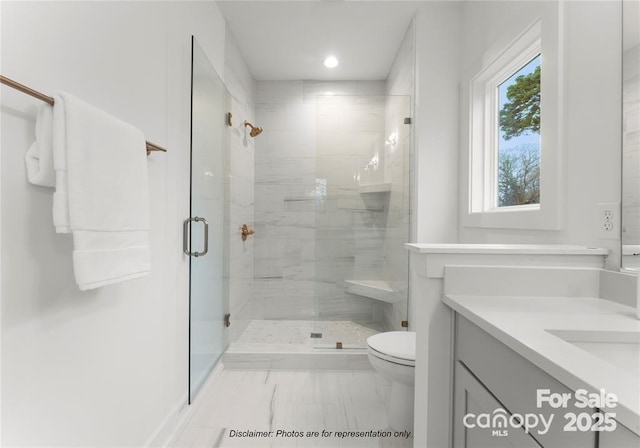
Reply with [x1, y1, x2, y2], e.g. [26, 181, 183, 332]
[465, 18, 562, 230]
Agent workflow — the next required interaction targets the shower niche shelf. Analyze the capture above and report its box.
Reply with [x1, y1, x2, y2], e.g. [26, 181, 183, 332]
[358, 183, 392, 194]
[344, 279, 398, 303]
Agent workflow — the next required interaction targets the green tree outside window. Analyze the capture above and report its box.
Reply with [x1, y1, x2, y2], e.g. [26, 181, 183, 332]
[498, 57, 541, 207]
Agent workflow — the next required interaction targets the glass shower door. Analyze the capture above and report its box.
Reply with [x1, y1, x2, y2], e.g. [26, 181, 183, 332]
[187, 37, 230, 402]
[314, 94, 412, 348]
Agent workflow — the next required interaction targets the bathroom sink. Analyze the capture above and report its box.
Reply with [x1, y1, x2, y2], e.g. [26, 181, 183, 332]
[546, 329, 640, 376]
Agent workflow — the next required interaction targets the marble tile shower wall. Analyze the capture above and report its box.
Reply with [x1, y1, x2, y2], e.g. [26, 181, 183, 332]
[254, 80, 402, 325]
[228, 97, 255, 342]
[224, 30, 256, 343]
[254, 81, 317, 321]
[316, 93, 388, 321]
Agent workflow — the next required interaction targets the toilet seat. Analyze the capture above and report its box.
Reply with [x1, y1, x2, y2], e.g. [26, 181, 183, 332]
[367, 331, 415, 367]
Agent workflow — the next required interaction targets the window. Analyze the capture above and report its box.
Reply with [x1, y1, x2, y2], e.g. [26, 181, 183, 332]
[497, 55, 541, 207]
[465, 17, 561, 230]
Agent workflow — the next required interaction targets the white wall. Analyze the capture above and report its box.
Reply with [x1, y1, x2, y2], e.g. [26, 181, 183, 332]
[413, 3, 461, 245]
[0, 1, 239, 445]
[456, 1, 622, 269]
[622, 43, 639, 246]
[386, 20, 415, 100]
[409, 3, 462, 342]
[622, 0, 640, 252]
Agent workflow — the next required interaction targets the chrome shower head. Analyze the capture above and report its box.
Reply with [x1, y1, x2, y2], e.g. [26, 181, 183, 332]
[244, 121, 263, 137]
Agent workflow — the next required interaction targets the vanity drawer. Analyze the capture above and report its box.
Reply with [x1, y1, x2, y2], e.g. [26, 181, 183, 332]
[455, 314, 596, 448]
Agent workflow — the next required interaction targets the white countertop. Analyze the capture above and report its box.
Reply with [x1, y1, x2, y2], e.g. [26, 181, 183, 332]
[444, 294, 640, 435]
[406, 243, 609, 255]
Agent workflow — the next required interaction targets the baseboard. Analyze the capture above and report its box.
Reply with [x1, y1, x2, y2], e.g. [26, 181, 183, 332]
[145, 362, 224, 447]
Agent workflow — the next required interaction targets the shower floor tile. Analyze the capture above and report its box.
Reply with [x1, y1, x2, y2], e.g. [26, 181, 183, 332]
[173, 370, 413, 448]
[235, 319, 387, 348]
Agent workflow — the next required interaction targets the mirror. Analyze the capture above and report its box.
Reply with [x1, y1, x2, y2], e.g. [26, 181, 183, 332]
[622, 1, 640, 270]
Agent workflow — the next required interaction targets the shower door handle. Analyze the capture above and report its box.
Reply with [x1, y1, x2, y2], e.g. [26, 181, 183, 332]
[183, 217, 209, 257]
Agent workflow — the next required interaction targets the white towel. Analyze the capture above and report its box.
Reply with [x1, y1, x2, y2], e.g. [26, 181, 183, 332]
[25, 104, 55, 187]
[52, 92, 151, 290]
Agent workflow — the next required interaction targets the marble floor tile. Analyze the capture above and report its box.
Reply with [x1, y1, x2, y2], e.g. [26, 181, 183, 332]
[174, 369, 413, 448]
[172, 428, 225, 447]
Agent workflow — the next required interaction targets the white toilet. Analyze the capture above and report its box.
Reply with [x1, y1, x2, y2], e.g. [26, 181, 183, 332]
[366, 331, 416, 432]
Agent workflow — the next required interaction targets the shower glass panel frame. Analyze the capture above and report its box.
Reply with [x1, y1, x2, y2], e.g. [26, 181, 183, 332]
[313, 94, 412, 349]
[188, 36, 230, 403]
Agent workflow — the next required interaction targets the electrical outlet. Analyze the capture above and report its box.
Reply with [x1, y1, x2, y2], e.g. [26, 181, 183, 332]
[596, 202, 620, 240]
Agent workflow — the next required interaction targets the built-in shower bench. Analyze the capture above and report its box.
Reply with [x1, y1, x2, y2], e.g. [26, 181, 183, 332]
[344, 279, 398, 303]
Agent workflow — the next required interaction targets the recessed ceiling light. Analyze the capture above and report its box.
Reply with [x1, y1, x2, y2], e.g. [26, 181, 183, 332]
[323, 56, 339, 68]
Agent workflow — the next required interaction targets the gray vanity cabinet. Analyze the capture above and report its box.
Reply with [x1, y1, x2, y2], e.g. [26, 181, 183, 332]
[453, 360, 540, 447]
[453, 314, 597, 448]
[599, 423, 640, 448]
